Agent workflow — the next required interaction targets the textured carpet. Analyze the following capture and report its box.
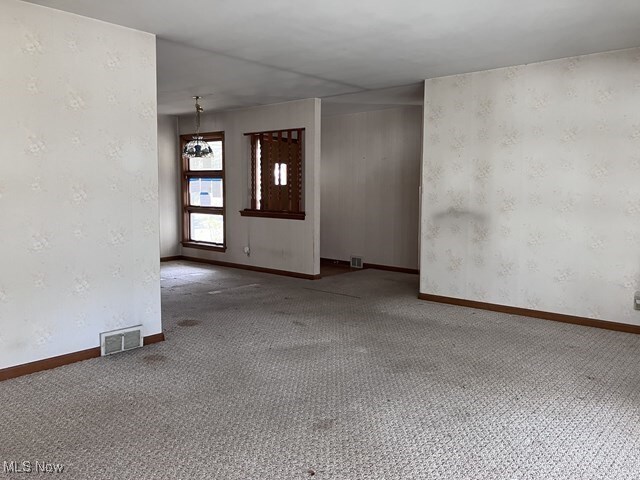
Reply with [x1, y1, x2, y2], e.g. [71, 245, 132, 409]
[1, 260, 640, 479]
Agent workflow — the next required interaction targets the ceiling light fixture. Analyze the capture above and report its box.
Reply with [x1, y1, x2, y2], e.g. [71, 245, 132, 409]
[182, 96, 212, 158]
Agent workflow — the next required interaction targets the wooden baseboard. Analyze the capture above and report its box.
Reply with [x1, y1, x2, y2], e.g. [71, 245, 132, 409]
[160, 255, 182, 262]
[0, 333, 166, 382]
[171, 255, 414, 278]
[320, 257, 419, 275]
[418, 293, 640, 334]
[364, 262, 419, 275]
[320, 258, 351, 268]
[181, 255, 321, 280]
[143, 332, 166, 345]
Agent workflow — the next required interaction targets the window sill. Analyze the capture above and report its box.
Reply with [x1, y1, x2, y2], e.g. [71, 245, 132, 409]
[240, 209, 305, 220]
[181, 241, 227, 252]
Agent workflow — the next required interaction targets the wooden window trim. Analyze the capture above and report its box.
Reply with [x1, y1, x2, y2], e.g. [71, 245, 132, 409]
[242, 128, 304, 218]
[181, 241, 226, 252]
[240, 210, 305, 220]
[180, 131, 227, 251]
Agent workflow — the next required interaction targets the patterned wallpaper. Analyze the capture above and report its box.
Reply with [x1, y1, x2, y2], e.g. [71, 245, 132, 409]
[0, 0, 161, 369]
[420, 48, 640, 324]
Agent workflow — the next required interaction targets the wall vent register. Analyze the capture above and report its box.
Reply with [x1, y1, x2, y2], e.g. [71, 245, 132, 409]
[100, 326, 143, 356]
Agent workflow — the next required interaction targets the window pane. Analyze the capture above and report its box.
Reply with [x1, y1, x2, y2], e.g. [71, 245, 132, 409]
[189, 178, 223, 207]
[280, 163, 287, 185]
[190, 213, 223, 244]
[188, 140, 223, 170]
[256, 141, 262, 209]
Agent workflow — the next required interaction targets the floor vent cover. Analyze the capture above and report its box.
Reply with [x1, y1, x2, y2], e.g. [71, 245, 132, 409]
[100, 326, 143, 356]
[350, 256, 363, 269]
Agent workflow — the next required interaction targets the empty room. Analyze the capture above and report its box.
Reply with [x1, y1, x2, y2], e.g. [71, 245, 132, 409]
[1, 0, 640, 479]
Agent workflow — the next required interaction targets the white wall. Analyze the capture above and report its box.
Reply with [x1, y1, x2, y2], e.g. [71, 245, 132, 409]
[420, 48, 640, 325]
[158, 115, 180, 257]
[177, 99, 321, 276]
[321, 107, 422, 269]
[0, 0, 161, 369]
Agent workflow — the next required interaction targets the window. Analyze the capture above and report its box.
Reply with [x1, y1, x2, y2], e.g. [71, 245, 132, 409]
[180, 132, 226, 251]
[241, 128, 305, 220]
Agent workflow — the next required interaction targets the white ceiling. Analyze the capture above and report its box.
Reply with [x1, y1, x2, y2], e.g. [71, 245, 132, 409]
[321, 84, 424, 117]
[25, 0, 640, 115]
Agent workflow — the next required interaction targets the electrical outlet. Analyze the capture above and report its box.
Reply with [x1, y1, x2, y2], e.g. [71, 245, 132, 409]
[634, 291, 640, 311]
[243, 246, 250, 256]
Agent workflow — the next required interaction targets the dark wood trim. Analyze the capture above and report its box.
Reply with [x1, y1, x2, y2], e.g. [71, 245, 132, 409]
[0, 348, 101, 382]
[364, 263, 419, 275]
[243, 127, 306, 136]
[181, 255, 320, 280]
[0, 333, 166, 382]
[143, 332, 166, 345]
[247, 128, 304, 215]
[418, 293, 640, 335]
[160, 255, 182, 262]
[240, 209, 306, 220]
[180, 131, 227, 249]
[181, 241, 226, 252]
[184, 171, 223, 178]
[321, 258, 351, 267]
[250, 134, 257, 210]
[185, 206, 224, 215]
[320, 258, 419, 275]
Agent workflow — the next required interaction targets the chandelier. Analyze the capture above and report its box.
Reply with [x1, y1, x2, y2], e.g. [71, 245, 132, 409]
[182, 96, 213, 158]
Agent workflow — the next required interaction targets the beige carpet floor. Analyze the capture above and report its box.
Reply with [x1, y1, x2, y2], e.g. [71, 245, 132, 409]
[1, 260, 640, 479]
